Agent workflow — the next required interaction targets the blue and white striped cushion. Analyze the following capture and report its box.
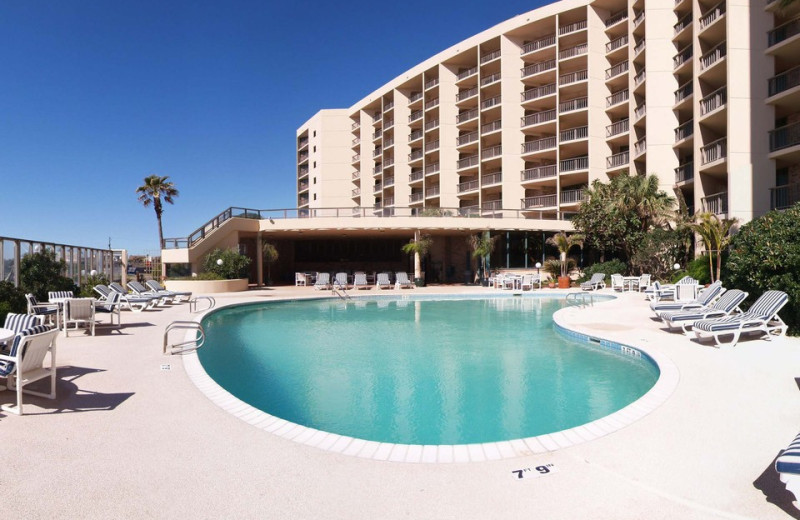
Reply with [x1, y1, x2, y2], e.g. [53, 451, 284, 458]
[0, 324, 53, 376]
[747, 290, 789, 319]
[693, 290, 788, 333]
[776, 431, 800, 475]
[660, 309, 707, 323]
[3, 313, 41, 334]
[95, 292, 120, 312]
[48, 290, 73, 300]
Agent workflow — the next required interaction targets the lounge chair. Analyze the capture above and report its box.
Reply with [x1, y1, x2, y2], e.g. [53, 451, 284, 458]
[0, 324, 58, 415]
[580, 273, 606, 291]
[48, 291, 74, 301]
[775, 431, 800, 509]
[146, 280, 192, 302]
[127, 281, 171, 305]
[660, 289, 748, 334]
[94, 284, 152, 312]
[395, 272, 414, 289]
[610, 274, 625, 292]
[25, 293, 59, 326]
[693, 290, 789, 347]
[94, 292, 122, 326]
[353, 272, 370, 290]
[644, 276, 698, 301]
[376, 272, 393, 289]
[63, 298, 96, 337]
[334, 272, 349, 290]
[649, 280, 723, 317]
[314, 272, 331, 290]
[521, 274, 541, 291]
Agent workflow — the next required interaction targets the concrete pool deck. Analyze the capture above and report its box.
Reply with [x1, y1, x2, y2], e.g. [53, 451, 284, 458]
[2, 285, 799, 519]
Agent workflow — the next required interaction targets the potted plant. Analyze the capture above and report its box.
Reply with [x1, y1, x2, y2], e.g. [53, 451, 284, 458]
[261, 241, 279, 286]
[468, 232, 498, 286]
[546, 232, 584, 289]
[401, 232, 433, 287]
[543, 259, 576, 288]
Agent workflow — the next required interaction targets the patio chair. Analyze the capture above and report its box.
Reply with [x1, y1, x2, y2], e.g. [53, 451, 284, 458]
[644, 276, 698, 301]
[395, 272, 414, 289]
[63, 298, 96, 337]
[25, 293, 59, 326]
[650, 280, 723, 317]
[1, 313, 42, 352]
[610, 274, 625, 292]
[94, 284, 152, 312]
[313, 272, 331, 290]
[660, 289, 748, 334]
[693, 290, 789, 347]
[94, 291, 122, 326]
[376, 272, 392, 289]
[637, 274, 651, 292]
[521, 274, 541, 291]
[775, 430, 800, 509]
[353, 272, 370, 290]
[334, 272, 349, 290]
[580, 273, 606, 291]
[126, 281, 171, 305]
[0, 324, 58, 415]
[146, 280, 192, 302]
[295, 272, 308, 286]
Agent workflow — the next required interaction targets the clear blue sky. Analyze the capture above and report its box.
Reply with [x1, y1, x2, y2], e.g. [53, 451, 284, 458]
[1, 0, 546, 255]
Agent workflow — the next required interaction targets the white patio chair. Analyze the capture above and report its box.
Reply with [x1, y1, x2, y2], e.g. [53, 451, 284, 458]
[353, 272, 370, 290]
[637, 274, 651, 292]
[314, 272, 331, 290]
[580, 273, 605, 291]
[610, 274, 625, 292]
[0, 324, 58, 415]
[146, 280, 192, 302]
[295, 272, 307, 286]
[395, 272, 414, 289]
[63, 298, 96, 337]
[661, 289, 747, 335]
[376, 272, 392, 289]
[334, 272, 349, 290]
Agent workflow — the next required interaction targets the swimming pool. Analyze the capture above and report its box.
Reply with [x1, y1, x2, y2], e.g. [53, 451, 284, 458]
[198, 295, 659, 446]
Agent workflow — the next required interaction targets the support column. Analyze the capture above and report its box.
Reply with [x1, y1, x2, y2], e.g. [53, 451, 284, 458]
[256, 232, 264, 287]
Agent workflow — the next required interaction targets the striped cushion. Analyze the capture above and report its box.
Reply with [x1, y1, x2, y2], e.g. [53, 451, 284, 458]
[776, 431, 800, 475]
[95, 292, 120, 312]
[48, 290, 74, 300]
[694, 290, 788, 333]
[660, 309, 708, 323]
[0, 324, 53, 376]
[3, 313, 41, 334]
[747, 290, 789, 319]
[663, 290, 748, 323]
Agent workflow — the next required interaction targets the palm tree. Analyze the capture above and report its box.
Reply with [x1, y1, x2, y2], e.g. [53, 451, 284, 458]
[136, 175, 179, 249]
[261, 241, 279, 285]
[545, 232, 584, 278]
[614, 174, 676, 232]
[689, 212, 738, 283]
[401, 232, 433, 284]
[468, 232, 498, 284]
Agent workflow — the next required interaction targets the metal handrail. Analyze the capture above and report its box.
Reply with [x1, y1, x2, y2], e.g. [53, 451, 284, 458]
[163, 321, 205, 355]
[189, 296, 216, 313]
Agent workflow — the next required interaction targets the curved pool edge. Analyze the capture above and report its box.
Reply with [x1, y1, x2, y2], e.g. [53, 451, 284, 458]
[180, 293, 679, 463]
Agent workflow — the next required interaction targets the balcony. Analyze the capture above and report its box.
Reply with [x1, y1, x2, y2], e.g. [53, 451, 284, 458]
[522, 60, 556, 78]
[351, 187, 361, 197]
[481, 49, 501, 64]
[298, 165, 309, 178]
[674, 13, 692, 35]
[559, 69, 588, 87]
[408, 129, 423, 142]
[769, 18, 800, 47]
[560, 125, 588, 142]
[408, 149, 423, 161]
[424, 77, 439, 90]
[701, 191, 728, 215]
[409, 111, 424, 124]
[457, 66, 478, 81]
[425, 97, 439, 110]
[424, 139, 440, 152]
[606, 118, 629, 137]
[632, 10, 645, 28]
[409, 170, 424, 182]
[559, 96, 588, 113]
[481, 72, 501, 87]
[352, 137, 361, 146]
[605, 60, 629, 80]
[522, 34, 556, 55]
[372, 129, 383, 141]
[559, 20, 587, 36]
[633, 70, 646, 88]
[674, 81, 693, 105]
[770, 183, 800, 210]
[352, 170, 360, 180]
[675, 120, 694, 142]
[457, 131, 479, 146]
[297, 137, 308, 149]
[482, 199, 502, 212]
[701, 138, 727, 165]
[351, 121, 360, 131]
[674, 161, 694, 183]
[409, 192, 424, 203]
[522, 137, 557, 154]
[384, 157, 394, 168]
[298, 180, 309, 192]
[481, 95, 502, 110]
[606, 89, 629, 108]
[633, 39, 646, 57]
[700, 43, 726, 71]
[521, 83, 556, 102]
[457, 155, 480, 170]
[383, 101, 394, 112]
[606, 35, 629, 53]
[457, 86, 478, 102]
[383, 119, 394, 129]
[457, 179, 479, 193]
[373, 182, 382, 193]
[409, 92, 423, 104]
[372, 164, 383, 175]
[769, 121, 800, 152]
[482, 171, 502, 186]
[607, 150, 629, 169]
[372, 147, 382, 158]
[560, 155, 588, 172]
[384, 137, 394, 149]
[634, 137, 647, 157]
[605, 10, 628, 28]
[372, 113, 382, 124]
[481, 119, 502, 134]
[522, 194, 557, 209]
[384, 196, 394, 207]
[768, 65, 800, 97]
[559, 43, 587, 60]
[424, 162, 440, 175]
[298, 151, 309, 163]
[425, 119, 440, 131]
[560, 188, 586, 204]
[425, 185, 440, 198]
[351, 153, 360, 164]
[482, 145, 502, 160]
[521, 164, 557, 182]
[384, 177, 395, 188]
[699, 1, 726, 31]
[298, 196, 309, 207]
[634, 103, 646, 121]
[522, 109, 556, 127]
[457, 108, 479, 124]
[673, 45, 692, 70]
[700, 87, 727, 115]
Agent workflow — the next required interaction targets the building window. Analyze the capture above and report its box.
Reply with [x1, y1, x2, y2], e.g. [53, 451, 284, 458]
[313, 193, 317, 201]
[313, 177, 317, 184]
[313, 161, 316, 168]
[313, 146, 317, 152]
[313, 131, 317, 137]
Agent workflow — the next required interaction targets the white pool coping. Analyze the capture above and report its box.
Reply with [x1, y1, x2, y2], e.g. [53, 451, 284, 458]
[181, 293, 679, 463]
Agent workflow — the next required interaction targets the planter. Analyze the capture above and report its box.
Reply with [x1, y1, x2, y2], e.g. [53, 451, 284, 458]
[548, 283, 556, 289]
[164, 278, 249, 294]
[414, 277, 425, 287]
[557, 276, 571, 289]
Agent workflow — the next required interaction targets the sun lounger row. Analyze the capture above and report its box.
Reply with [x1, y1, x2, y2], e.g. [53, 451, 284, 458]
[313, 272, 415, 290]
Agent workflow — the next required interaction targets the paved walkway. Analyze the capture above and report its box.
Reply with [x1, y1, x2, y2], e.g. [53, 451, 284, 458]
[2, 286, 799, 519]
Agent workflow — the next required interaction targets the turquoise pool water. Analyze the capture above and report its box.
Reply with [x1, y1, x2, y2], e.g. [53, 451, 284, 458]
[199, 296, 659, 445]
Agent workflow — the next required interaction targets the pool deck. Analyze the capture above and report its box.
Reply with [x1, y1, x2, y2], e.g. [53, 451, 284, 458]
[2, 285, 799, 519]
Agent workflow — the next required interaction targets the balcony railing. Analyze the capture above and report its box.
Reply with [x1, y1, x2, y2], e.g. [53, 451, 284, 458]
[769, 121, 800, 151]
[559, 96, 588, 113]
[351, 121, 360, 130]
[560, 188, 586, 204]
[605, 10, 628, 28]
[701, 191, 728, 215]
[522, 164, 558, 181]
[298, 166, 309, 176]
[769, 18, 800, 47]
[634, 103, 646, 120]
[384, 177, 395, 187]
[481, 49, 501, 64]
[352, 170, 360, 180]
[409, 170, 424, 182]
[425, 97, 439, 110]
[384, 157, 394, 168]
[457, 86, 478, 101]
[673, 45, 693, 69]
[457, 131, 479, 146]
[768, 65, 800, 97]
[482, 145, 502, 160]
[559, 20, 587, 36]
[373, 147, 382, 158]
[424, 162, 440, 175]
[559, 43, 588, 60]
[482, 199, 503, 211]
[408, 149, 423, 161]
[383, 118, 394, 129]
[674, 161, 694, 183]
[373, 182, 382, 193]
[298, 196, 309, 206]
[522, 137, 557, 154]
[457, 155, 480, 169]
[482, 172, 502, 185]
[298, 151, 309, 162]
[409, 129, 423, 142]
[522, 109, 556, 127]
[699, 1, 726, 30]
[351, 154, 360, 163]
[701, 138, 727, 164]
[373, 164, 383, 175]
[409, 110, 423, 122]
[383, 101, 394, 112]
[458, 179, 479, 193]
[606, 89, 629, 107]
[606, 60, 629, 79]
[522, 83, 556, 102]
[521, 34, 556, 54]
[424, 77, 439, 89]
[607, 151, 629, 168]
[634, 70, 646, 86]
[633, 39, 646, 56]
[606, 35, 629, 53]
[409, 92, 423, 104]
[560, 125, 588, 142]
[700, 43, 726, 71]
[298, 180, 309, 191]
[457, 108, 479, 123]
[384, 137, 394, 148]
[522, 194, 558, 209]
[384, 197, 394, 207]
[606, 118, 629, 137]
[298, 137, 308, 149]
[634, 137, 647, 156]
[481, 95, 501, 110]
[372, 129, 382, 140]
[675, 81, 693, 104]
[352, 137, 361, 146]
[481, 72, 501, 87]
[409, 192, 424, 203]
[674, 13, 692, 35]
[424, 119, 440, 131]
[675, 120, 694, 142]
[633, 10, 645, 27]
[770, 183, 800, 210]
[424, 139, 440, 152]
[351, 187, 361, 197]
[561, 155, 588, 172]
[559, 69, 588, 86]
[700, 86, 727, 115]
[372, 113, 382, 123]
[457, 66, 478, 81]
[426, 185, 440, 197]
[481, 119, 502, 134]
[522, 60, 556, 78]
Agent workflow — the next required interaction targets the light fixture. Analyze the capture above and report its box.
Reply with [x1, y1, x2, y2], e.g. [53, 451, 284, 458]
[673, 263, 681, 270]
[217, 259, 224, 266]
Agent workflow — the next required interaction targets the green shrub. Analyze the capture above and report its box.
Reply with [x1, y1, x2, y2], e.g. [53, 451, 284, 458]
[168, 272, 223, 281]
[722, 203, 800, 335]
[202, 248, 251, 280]
[0, 281, 27, 325]
[578, 259, 627, 284]
[79, 273, 110, 298]
[19, 250, 78, 301]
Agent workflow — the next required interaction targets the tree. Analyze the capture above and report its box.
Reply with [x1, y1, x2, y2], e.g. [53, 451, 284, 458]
[20, 250, 78, 301]
[401, 232, 433, 283]
[261, 241, 279, 285]
[545, 232, 584, 277]
[468, 232, 498, 284]
[203, 248, 251, 280]
[136, 175, 179, 249]
[689, 212, 738, 283]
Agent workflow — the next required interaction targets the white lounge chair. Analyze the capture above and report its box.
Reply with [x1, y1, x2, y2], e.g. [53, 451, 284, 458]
[650, 280, 723, 317]
[94, 285, 152, 312]
[775, 431, 800, 510]
[580, 273, 605, 291]
[334, 272, 349, 290]
[127, 281, 172, 305]
[693, 290, 789, 347]
[660, 289, 748, 334]
[314, 272, 331, 290]
[353, 272, 370, 290]
[376, 272, 392, 289]
[520, 274, 541, 291]
[0, 324, 58, 415]
[94, 292, 123, 326]
[644, 276, 698, 301]
[63, 298, 96, 337]
[395, 272, 414, 289]
[146, 280, 192, 302]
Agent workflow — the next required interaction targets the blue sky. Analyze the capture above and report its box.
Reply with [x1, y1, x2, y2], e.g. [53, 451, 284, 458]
[1, 0, 546, 255]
